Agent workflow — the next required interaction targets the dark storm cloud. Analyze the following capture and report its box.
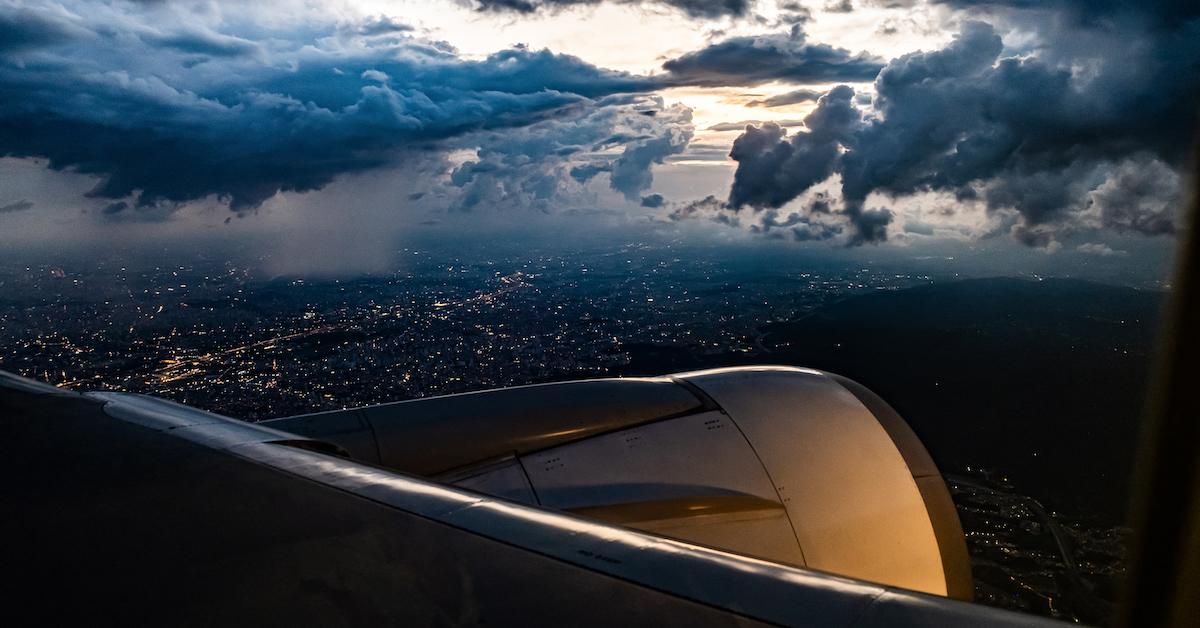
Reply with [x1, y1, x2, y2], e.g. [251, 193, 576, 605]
[667, 194, 728, 221]
[570, 163, 611, 182]
[1, 4, 884, 220]
[467, 0, 751, 19]
[0, 5, 85, 52]
[356, 15, 415, 36]
[0, 3, 676, 212]
[808, 191, 834, 213]
[0, 199, 34, 214]
[146, 29, 261, 58]
[720, 14, 1199, 246]
[934, 0, 1200, 27]
[746, 88, 823, 108]
[727, 86, 882, 241]
[772, 1, 812, 25]
[640, 193, 665, 207]
[845, 18, 1197, 234]
[660, 25, 884, 87]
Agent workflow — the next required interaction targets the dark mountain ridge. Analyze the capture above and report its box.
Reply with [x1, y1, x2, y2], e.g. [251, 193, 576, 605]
[760, 277, 1165, 523]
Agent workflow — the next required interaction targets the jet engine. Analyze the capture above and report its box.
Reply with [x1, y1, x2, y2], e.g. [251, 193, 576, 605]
[263, 366, 972, 600]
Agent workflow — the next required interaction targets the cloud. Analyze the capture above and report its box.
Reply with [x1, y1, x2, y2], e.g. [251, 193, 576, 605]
[1010, 223, 1062, 252]
[640, 193, 665, 207]
[672, 193, 846, 241]
[101, 201, 127, 215]
[0, 2, 676, 214]
[934, 0, 1200, 28]
[660, 25, 884, 87]
[790, 221, 843, 241]
[4, 0, 1193, 254]
[446, 95, 691, 209]
[356, 15, 415, 37]
[1085, 155, 1181, 236]
[0, 199, 34, 214]
[717, 15, 1198, 247]
[746, 88, 823, 107]
[726, 86, 884, 242]
[608, 106, 694, 200]
[0, 4, 87, 52]
[846, 18, 1196, 238]
[1076, 242, 1127, 257]
[146, 28, 262, 58]
[466, 0, 752, 19]
[749, 207, 843, 241]
[667, 194, 728, 221]
[707, 119, 804, 131]
[903, 219, 936, 236]
[570, 162, 610, 182]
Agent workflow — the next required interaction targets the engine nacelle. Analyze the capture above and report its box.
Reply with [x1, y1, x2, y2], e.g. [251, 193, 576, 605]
[264, 366, 971, 600]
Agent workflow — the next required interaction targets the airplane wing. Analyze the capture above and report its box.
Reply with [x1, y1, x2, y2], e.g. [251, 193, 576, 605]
[2, 367, 1059, 626]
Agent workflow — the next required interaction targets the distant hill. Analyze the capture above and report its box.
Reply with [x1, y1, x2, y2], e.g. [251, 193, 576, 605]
[760, 277, 1165, 523]
[620, 277, 1165, 522]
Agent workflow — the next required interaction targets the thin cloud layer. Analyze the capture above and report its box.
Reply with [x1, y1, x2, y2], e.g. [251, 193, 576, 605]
[746, 88, 823, 108]
[0, 199, 34, 214]
[660, 25, 884, 87]
[468, 0, 751, 19]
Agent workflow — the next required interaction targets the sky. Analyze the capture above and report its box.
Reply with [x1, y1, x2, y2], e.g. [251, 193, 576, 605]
[0, 0, 1196, 277]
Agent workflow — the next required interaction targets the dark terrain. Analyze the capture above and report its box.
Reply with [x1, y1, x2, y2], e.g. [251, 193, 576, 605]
[625, 277, 1162, 522]
[624, 277, 1164, 623]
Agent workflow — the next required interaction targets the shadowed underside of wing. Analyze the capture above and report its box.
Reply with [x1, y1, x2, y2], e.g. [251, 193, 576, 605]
[1, 370, 1058, 627]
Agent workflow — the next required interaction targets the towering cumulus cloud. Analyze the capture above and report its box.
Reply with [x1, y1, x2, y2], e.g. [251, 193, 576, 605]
[0, 1, 685, 213]
[722, 5, 1199, 246]
[725, 85, 891, 244]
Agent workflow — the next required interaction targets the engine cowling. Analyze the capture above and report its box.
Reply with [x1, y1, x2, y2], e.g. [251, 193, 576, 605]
[264, 366, 971, 600]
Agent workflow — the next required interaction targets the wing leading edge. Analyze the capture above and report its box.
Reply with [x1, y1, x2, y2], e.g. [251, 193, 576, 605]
[2, 370, 1057, 626]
